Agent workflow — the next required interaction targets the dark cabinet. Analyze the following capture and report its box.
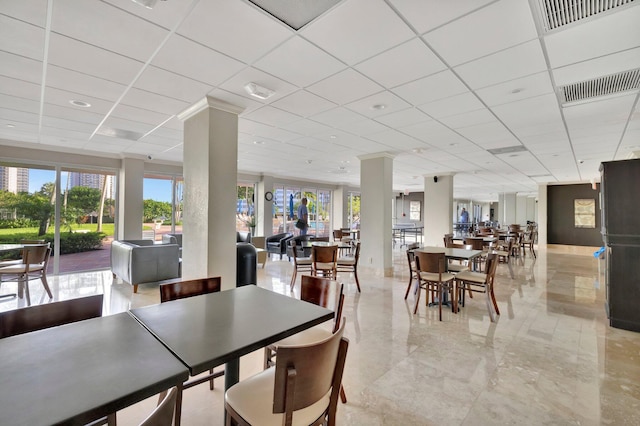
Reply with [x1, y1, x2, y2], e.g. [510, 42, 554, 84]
[600, 158, 640, 332]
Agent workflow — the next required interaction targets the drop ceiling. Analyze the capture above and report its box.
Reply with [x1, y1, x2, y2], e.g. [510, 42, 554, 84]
[1, 0, 639, 200]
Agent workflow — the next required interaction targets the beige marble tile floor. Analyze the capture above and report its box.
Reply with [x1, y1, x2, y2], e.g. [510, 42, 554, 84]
[1, 244, 638, 425]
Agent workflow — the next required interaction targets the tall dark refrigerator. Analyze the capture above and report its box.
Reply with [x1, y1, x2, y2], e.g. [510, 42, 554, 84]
[600, 158, 640, 332]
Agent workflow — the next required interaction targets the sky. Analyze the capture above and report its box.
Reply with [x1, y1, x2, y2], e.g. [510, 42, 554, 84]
[28, 169, 172, 202]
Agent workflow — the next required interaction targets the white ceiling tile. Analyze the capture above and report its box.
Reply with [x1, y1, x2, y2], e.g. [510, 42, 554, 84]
[310, 107, 367, 127]
[281, 119, 333, 136]
[355, 38, 446, 88]
[122, 88, 190, 116]
[366, 129, 422, 151]
[52, 0, 169, 61]
[48, 33, 142, 84]
[0, 76, 40, 101]
[306, 69, 383, 105]
[345, 91, 411, 118]
[0, 94, 39, 114]
[375, 108, 432, 128]
[456, 121, 520, 147]
[207, 88, 264, 115]
[102, 0, 195, 30]
[552, 47, 640, 86]
[301, 0, 415, 65]
[454, 40, 547, 90]
[218, 67, 299, 104]
[46, 65, 127, 103]
[492, 94, 563, 133]
[0, 15, 45, 61]
[400, 120, 467, 146]
[240, 119, 301, 142]
[475, 72, 554, 107]
[390, 0, 495, 34]
[418, 92, 486, 118]
[254, 36, 345, 87]
[393, 70, 468, 105]
[178, 0, 292, 64]
[544, 5, 640, 69]
[112, 104, 173, 128]
[152, 35, 246, 86]
[0, 51, 42, 84]
[270, 90, 336, 117]
[339, 119, 389, 136]
[134, 66, 213, 103]
[439, 108, 496, 129]
[243, 105, 302, 127]
[42, 103, 103, 125]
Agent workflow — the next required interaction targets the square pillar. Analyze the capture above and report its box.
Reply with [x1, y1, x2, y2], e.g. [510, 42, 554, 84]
[424, 174, 453, 247]
[117, 158, 144, 240]
[178, 97, 244, 290]
[359, 153, 394, 276]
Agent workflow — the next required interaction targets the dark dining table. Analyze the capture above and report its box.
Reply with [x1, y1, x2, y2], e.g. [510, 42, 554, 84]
[0, 312, 189, 426]
[416, 246, 483, 263]
[129, 285, 334, 423]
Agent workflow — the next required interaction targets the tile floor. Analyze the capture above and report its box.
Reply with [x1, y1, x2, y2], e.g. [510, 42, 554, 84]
[1, 244, 639, 425]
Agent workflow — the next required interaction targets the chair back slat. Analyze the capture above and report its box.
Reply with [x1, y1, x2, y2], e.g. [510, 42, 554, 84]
[312, 245, 338, 263]
[273, 322, 347, 414]
[415, 251, 446, 274]
[0, 294, 104, 338]
[159, 277, 221, 302]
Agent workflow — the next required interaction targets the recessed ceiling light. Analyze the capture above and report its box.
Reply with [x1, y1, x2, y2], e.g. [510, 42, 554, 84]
[412, 148, 423, 154]
[6, 124, 15, 128]
[371, 104, 386, 110]
[340, 160, 350, 164]
[244, 82, 275, 100]
[253, 140, 264, 145]
[69, 100, 91, 108]
[330, 135, 337, 139]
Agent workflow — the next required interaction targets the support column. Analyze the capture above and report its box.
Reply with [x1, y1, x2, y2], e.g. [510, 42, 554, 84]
[257, 175, 274, 237]
[359, 153, 394, 276]
[424, 174, 453, 247]
[332, 185, 348, 230]
[178, 96, 244, 290]
[501, 192, 517, 227]
[537, 184, 547, 246]
[117, 157, 144, 240]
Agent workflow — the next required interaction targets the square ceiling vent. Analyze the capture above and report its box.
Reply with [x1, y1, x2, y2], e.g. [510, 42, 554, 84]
[537, 0, 636, 32]
[248, 0, 343, 30]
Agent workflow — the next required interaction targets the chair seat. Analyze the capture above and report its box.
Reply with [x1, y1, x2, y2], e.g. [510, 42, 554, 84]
[271, 325, 333, 348]
[419, 271, 455, 282]
[455, 270, 486, 283]
[337, 258, 356, 266]
[314, 262, 336, 270]
[0, 263, 45, 273]
[447, 263, 469, 273]
[225, 367, 331, 426]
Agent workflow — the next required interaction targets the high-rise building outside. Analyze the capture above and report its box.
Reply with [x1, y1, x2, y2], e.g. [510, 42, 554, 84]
[0, 166, 29, 193]
[67, 172, 114, 199]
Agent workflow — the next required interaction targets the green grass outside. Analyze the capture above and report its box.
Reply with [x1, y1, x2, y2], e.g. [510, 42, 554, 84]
[0, 223, 115, 237]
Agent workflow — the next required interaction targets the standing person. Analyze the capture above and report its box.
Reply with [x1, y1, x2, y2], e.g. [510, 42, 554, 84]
[297, 197, 309, 235]
[460, 207, 469, 233]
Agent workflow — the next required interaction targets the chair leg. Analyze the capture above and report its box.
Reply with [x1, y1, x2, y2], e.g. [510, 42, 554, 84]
[404, 276, 413, 300]
[290, 268, 297, 291]
[40, 274, 53, 298]
[209, 368, 215, 390]
[353, 269, 361, 292]
[438, 285, 443, 321]
[413, 285, 421, 314]
[490, 285, 500, 315]
[24, 278, 31, 306]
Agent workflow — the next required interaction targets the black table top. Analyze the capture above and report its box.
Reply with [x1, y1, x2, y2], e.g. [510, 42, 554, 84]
[0, 312, 189, 426]
[129, 285, 334, 377]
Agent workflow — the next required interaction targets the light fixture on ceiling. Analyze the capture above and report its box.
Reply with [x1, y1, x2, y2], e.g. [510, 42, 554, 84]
[69, 100, 91, 108]
[253, 140, 265, 145]
[6, 124, 15, 128]
[371, 104, 386, 110]
[412, 148, 423, 154]
[131, 0, 165, 9]
[244, 82, 275, 100]
[329, 135, 337, 139]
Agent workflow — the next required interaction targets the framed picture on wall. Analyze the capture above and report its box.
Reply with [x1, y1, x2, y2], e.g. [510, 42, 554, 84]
[575, 199, 596, 228]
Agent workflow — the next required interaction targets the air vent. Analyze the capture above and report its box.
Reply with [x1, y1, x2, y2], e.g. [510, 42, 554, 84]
[487, 145, 528, 155]
[537, 0, 635, 31]
[96, 127, 143, 141]
[248, 0, 342, 30]
[560, 69, 640, 104]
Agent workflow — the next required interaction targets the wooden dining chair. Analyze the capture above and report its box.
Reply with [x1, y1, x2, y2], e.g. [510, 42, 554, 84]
[0, 294, 104, 338]
[159, 277, 224, 425]
[311, 244, 338, 279]
[288, 239, 312, 291]
[414, 251, 456, 320]
[336, 241, 361, 292]
[227, 322, 348, 426]
[404, 242, 420, 300]
[265, 275, 347, 404]
[0, 243, 52, 306]
[454, 252, 500, 322]
[139, 386, 178, 426]
[520, 230, 537, 258]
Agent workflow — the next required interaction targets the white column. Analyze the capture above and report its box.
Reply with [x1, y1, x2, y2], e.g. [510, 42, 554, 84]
[178, 96, 244, 290]
[424, 174, 453, 247]
[332, 185, 348, 229]
[359, 153, 394, 276]
[502, 192, 517, 226]
[516, 194, 527, 225]
[117, 157, 144, 240]
[257, 175, 274, 237]
[537, 184, 547, 246]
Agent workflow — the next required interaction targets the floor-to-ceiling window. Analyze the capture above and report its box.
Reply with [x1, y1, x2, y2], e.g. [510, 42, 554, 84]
[348, 192, 361, 229]
[236, 183, 255, 234]
[272, 185, 333, 237]
[143, 174, 183, 240]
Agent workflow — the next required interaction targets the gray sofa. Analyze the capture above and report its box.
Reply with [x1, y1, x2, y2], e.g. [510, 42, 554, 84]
[111, 239, 181, 293]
